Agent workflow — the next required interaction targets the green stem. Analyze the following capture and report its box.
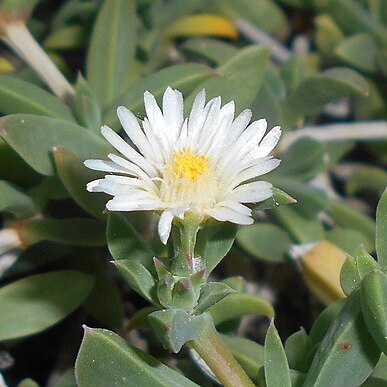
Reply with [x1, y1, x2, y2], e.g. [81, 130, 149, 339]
[190, 320, 255, 387]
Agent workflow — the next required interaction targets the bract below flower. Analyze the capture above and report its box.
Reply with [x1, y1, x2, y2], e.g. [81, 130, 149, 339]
[85, 87, 281, 244]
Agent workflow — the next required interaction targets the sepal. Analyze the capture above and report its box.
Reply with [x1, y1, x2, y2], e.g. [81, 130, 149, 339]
[148, 309, 211, 353]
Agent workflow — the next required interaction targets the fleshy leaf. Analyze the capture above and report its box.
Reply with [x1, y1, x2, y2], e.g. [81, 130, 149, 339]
[0, 180, 36, 218]
[0, 115, 109, 176]
[86, 0, 137, 106]
[75, 327, 199, 386]
[361, 269, 387, 355]
[264, 321, 291, 387]
[0, 76, 75, 121]
[303, 291, 380, 386]
[0, 271, 94, 341]
[236, 223, 291, 263]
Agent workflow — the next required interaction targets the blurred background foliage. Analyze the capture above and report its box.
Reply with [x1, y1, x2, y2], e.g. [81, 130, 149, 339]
[0, 0, 386, 386]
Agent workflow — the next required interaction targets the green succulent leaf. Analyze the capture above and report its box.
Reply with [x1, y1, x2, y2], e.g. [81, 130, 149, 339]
[107, 213, 153, 266]
[86, 0, 137, 106]
[54, 147, 107, 219]
[361, 269, 387, 355]
[195, 282, 236, 314]
[327, 199, 376, 251]
[284, 328, 312, 372]
[314, 14, 344, 57]
[0, 180, 36, 218]
[272, 206, 325, 243]
[113, 260, 157, 303]
[340, 255, 361, 296]
[103, 63, 213, 129]
[236, 223, 291, 263]
[326, 229, 370, 256]
[0, 115, 109, 176]
[148, 309, 211, 353]
[181, 37, 236, 65]
[195, 222, 237, 275]
[75, 327, 199, 386]
[335, 33, 378, 73]
[0, 76, 75, 121]
[313, 0, 387, 44]
[304, 291, 381, 386]
[210, 293, 274, 325]
[185, 46, 269, 115]
[221, 334, 264, 383]
[268, 177, 328, 218]
[44, 25, 86, 51]
[283, 68, 369, 126]
[264, 321, 291, 387]
[73, 75, 102, 132]
[17, 218, 106, 246]
[0, 270, 94, 341]
[254, 187, 296, 212]
[277, 137, 327, 180]
[206, 0, 288, 36]
[376, 188, 387, 270]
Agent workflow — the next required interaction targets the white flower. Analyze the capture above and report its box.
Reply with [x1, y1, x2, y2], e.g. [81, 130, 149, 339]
[85, 87, 281, 244]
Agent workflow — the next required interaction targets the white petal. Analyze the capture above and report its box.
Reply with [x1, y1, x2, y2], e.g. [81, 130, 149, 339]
[106, 194, 162, 211]
[226, 158, 281, 189]
[117, 106, 152, 158]
[256, 126, 281, 157]
[86, 178, 143, 195]
[101, 125, 157, 177]
[227, 109, 252, 143]
[215, 200, 252, 216]
[226, 181, 273, 203]
[206, 207, 253, 225]
[162, 87, 184, 140]
[158, 210, 174, 245]
[144, 91, 171, 146]
[187, 89, 206, 145]
[84, 159, 128, 174]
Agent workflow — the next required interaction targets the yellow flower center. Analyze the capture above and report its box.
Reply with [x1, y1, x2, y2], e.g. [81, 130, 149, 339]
[169, 148, 209, 182]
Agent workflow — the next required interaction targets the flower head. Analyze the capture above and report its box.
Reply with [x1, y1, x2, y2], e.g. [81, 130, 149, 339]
[85, 87, 281, 244]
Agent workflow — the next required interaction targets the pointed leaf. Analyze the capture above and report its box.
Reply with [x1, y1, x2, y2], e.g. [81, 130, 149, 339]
[210, 293, 274, 325]
[113, 260, 157, 303]
[107, 213, 153, 267]
[75, 327, 198, 386]
[195, 222, 237, 275]
[264, 322, 291, 387]
[54, 147, 107, 219]
[103, 63, 213, 128]
[0, 180, 36, 218]
[221, 334, 264, 383]
[87, 0, 137, 106]
[283, 68, 368, 126]
[0, 115, 109, 175]
[0, 270, 94, 341]
[17, 218, 106, 246]
[0, 76, 75, 121]
[186, 46, 270, 114]
[195, 282, 235, 314]
[361, 269, 387, 355]
[236, 223, 291, 263]
[376, 188, 387, 270]
[304, 291, 380, 386]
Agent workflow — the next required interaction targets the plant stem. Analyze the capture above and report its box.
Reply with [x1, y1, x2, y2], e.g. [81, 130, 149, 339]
[2, 21, 74, 100]
[190, 320, 255, 387]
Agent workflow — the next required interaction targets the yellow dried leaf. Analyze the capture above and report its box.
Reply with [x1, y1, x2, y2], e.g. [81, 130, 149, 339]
[0, 57, 14, 74]
[297, 240, 347, 305]
[165, 14, 238, 40]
